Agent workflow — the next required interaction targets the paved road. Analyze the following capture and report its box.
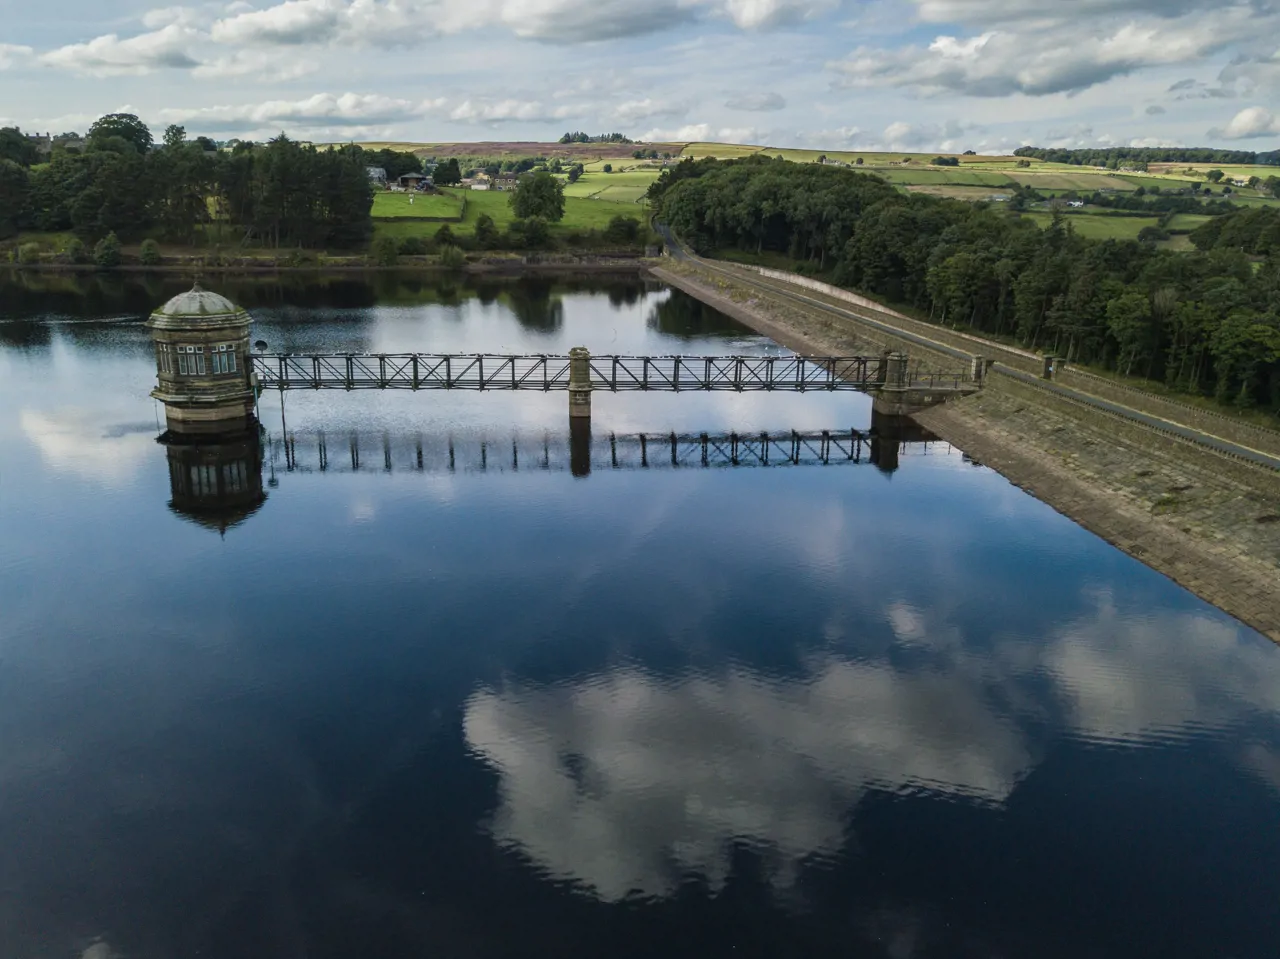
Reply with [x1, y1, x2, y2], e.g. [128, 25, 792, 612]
[655, 225, 1280, 472]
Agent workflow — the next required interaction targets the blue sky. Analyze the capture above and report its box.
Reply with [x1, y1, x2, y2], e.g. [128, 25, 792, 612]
[3, 0, 1280, 150]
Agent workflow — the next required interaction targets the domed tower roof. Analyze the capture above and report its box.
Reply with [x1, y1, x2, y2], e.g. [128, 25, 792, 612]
[147, 282, 249, 330]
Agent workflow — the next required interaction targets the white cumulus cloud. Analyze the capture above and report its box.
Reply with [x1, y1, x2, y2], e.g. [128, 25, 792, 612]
[611, 98, 688, 123]
[831, 5, 1270, 97]
[159, 91, 422, 132]
[725, 91, 786, 111]
[640, 122, 762, 143]
[1209, 105, 1280, 140]
[0, 43, 35, 69]
[39, 23, 201, 76]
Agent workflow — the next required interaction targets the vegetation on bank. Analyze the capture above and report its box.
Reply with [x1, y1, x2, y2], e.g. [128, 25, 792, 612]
[1012, 146, 1280, 168]
[0, 115, 658, 264]
[652, 156, 1280, 414]
[2, 118, 376, 248]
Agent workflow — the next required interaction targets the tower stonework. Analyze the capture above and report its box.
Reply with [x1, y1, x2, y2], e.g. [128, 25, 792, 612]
[147, 283, 256, 434]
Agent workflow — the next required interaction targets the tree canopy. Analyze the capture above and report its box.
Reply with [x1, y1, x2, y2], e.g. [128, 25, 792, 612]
[653, 155, 1280, 413]
[558, 132, 632, 144]
[1014, 145, 1277, 167]
[0, 127, 39, 167]
[433, 158, 462, 186]
[6, 121, 374, 249]
[509, 172, 565, 222]
[87, 114, 154, 155]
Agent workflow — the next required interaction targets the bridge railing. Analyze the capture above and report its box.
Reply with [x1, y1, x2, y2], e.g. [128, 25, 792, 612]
[249, 353, 975, 393]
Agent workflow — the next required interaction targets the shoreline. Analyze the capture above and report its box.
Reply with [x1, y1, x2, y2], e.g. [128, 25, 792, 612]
[652, 263, 1280, 644]
[4, 257, 650, 276]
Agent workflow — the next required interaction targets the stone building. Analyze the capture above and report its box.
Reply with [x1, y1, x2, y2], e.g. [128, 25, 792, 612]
[147, 283, 256, 434]
[148, 283, 266, 532]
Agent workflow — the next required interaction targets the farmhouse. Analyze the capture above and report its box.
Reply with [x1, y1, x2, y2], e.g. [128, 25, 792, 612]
[491, 173, 522, 191]
[25, 132, 87, 155]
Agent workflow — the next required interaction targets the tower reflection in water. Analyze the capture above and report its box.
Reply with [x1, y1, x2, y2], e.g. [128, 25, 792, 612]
[147, 282, 266, 533]
[159, 427, 266, 534]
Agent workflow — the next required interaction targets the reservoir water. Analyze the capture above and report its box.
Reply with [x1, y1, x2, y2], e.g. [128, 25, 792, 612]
[1, 272, 1278, 959]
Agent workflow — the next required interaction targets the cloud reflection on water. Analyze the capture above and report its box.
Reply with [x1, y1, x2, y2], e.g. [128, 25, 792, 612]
[465, 598, 1280, 904]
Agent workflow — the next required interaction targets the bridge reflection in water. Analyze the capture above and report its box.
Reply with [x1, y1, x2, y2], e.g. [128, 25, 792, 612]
[156, 414, 940, 531]
[267, 418, 937, 478]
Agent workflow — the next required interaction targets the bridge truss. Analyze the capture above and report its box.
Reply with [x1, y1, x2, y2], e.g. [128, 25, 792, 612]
[250, 353, 970, 393]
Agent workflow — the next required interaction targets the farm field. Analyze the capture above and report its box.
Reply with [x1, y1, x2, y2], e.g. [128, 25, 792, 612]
[1166, 213, 1215, 231]
[1021, 211, 1161, 239]
[1009, 171, 1145, 191]
[1225, 194, 1280, 207]
[1147, 162, 1280, 179]
[372, 187, 647, 245]
[371, 191, 464, 218]
[874, 168, 1015, 187]
[904, 184, 1013, 199]
[353, 140, 681, 161]
[562, 169, 657, 202]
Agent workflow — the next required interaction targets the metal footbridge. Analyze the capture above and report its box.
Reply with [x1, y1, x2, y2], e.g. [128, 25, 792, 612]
[248, 352, 975, 394]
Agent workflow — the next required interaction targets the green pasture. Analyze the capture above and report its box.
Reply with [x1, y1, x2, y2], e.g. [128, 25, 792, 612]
[1165, 213, 1214, 231]
[1150, 163, 1280, 179]
[874, 168, 1015, 187]
[1225, 194, 1280, 207]
[1021, 211, 1161, 240]
[904, 184, 1012, 200]
[1009, 171, 1136, 191]
[562, 169, 657, 202]
[371, 191, 464, 218]
[680, 142, 762, 159]
[373, 188, 647, 245]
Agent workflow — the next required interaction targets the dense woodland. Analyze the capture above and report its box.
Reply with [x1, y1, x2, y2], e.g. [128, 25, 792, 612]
[0, 115, 382, 248]
[652, 156, 1280, 413]
[1013, 146, 1280, 167]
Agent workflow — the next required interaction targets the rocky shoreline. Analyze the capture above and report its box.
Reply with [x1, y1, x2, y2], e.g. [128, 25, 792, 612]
[651, 262, 1280, 644]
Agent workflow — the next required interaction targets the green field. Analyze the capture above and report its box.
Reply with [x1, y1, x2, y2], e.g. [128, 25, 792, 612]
[371, 191, 464, 218]
[1021, 211, 1161, 240]
[1010, 171, 1144, 191]
[904, 184, 1013, 199]
[1224, 194, 1280, 207]
[1166, 213, 1214, 231]
[1149, 162, 1280, 179]
[372, 187, 647, 245]
[562, 169, 657, 202]
[875, 168, 1016, 187]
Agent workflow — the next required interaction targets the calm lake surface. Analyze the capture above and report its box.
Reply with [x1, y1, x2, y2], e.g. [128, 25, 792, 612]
[1, 271, 1278, 959]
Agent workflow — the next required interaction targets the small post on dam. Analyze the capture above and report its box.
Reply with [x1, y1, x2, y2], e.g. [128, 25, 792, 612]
[884, 351, 909, 389]
[568, 346, 592, 421]
[970, 355, 989, 385]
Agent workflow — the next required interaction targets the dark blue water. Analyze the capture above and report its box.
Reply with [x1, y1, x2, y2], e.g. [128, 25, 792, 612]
[1, 272, 1278, 959]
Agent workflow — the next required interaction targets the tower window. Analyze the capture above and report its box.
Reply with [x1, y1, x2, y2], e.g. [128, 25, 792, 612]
[177, 344, 205, 375]
[212, 343, 238, 375]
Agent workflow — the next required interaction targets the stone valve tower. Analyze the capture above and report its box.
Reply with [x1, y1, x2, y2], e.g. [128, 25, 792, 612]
[147, 283, 257, 434]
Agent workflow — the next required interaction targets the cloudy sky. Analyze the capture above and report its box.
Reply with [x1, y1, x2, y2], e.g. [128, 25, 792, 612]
[3, 0, 1280, 151]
